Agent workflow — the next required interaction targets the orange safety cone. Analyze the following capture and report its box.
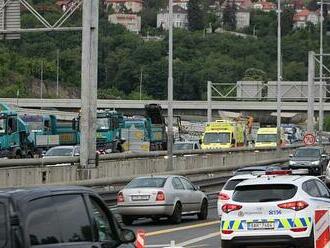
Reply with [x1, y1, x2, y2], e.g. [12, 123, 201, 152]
[135, 229, 145, 248]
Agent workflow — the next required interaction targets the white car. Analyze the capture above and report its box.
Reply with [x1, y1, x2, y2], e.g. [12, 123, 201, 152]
[221, 170, 330, 248]
[218, 174, 257, 218]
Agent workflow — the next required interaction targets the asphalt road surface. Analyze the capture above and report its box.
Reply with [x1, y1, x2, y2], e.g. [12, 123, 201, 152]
[119, 207, 221, 248]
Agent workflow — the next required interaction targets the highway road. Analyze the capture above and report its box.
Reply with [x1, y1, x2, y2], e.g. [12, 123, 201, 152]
[119, 207, 221, 247]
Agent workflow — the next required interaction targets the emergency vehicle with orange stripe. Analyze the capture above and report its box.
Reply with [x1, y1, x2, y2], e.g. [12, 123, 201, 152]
[220, 170, 330, 248]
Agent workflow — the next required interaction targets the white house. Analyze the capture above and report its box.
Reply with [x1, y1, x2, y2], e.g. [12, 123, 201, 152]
[106, 0, 143, 13]
[157, 5, 188, 30]
[109, 14, 141, 33]
[293, 9, 320, 28]
[236, 10, 250, 29]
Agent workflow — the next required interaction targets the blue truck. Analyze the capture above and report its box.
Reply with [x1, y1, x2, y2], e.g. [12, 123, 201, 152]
[0, 103, 35, 158]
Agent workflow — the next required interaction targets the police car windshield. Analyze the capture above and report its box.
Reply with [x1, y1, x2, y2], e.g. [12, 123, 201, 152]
[295, 149, 320, 158]
[257, 134, 277, 142]
[224, 179, 246, 190]
[233, 184, 297, 202]
[126, 178, 167, 188]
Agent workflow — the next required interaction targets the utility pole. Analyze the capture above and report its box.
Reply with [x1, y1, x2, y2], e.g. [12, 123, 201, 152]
[207, 81, 212, 123]
[167, 0, 174, 171]
[139, 67, 143, 101]
[80, 0, 99, 177]
[40, 61, 44, 99]
[319, 0, 324, 143]
[56, 49, 60, 98]
[276, 0, 282, 150]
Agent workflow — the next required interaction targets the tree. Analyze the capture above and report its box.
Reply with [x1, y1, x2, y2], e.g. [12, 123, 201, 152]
[242, 68, 267, 81]
[223, 1, 237, 30]
[187, 0, 206, 31]
[307, 0, 319, 11]
[281, 8, 295, 35]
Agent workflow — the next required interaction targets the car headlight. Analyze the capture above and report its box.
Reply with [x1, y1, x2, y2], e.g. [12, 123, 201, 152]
[312, 161, 320, 165]
[289, 161, 296, 165]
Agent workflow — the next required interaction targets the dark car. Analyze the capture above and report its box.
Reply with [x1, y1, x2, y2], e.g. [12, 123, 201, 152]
[289, 146, 329, 175]
[0, 186, 135, 248]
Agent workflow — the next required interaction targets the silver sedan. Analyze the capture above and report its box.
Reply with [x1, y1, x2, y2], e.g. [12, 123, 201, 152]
[116, 175, 208, 225]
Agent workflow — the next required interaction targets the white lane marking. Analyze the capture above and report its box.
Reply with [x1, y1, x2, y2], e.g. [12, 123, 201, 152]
[177, 232, 220, 247]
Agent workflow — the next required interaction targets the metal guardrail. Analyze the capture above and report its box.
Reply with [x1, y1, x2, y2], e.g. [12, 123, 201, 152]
[0, 144, 305, 168]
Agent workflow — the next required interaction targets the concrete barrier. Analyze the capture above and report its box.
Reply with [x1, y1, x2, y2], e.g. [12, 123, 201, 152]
[0, 146, 300, 188]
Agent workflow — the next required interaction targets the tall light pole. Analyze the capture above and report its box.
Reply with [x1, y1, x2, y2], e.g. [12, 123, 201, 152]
[167, 0, 174, 171]
[277, 0, 282, 150]
[56, 49, 60, 98]
[319, 0, 324, 143]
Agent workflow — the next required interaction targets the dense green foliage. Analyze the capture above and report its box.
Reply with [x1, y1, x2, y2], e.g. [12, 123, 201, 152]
[0, 1, 329, 101]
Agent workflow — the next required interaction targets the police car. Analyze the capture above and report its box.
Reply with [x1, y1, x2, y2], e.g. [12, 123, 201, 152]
[221, 170, 330, 248]
[218, 174, 257, 218]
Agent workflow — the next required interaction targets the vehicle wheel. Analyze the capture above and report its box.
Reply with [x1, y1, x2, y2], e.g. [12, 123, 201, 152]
[15, 151, 21, 159]
[197, 199, 208, 220]
[121, 215, 134, 226]
[169, 203, 182, 224]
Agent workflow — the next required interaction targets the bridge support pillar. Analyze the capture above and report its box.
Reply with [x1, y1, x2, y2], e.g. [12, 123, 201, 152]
[80, 0, 99, 175]
[307, 51, 315, 133]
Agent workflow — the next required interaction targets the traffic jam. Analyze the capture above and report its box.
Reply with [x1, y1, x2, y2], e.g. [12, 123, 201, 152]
[113, 137, 330, 248]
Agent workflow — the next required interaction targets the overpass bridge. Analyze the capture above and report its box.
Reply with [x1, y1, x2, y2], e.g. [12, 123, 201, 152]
[1, 98, 326, 114]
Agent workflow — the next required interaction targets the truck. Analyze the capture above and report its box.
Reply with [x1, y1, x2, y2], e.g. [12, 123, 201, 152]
[0, 103, 35, 158]
[255, 127, 287, 148]
[121, 104, 168, 152]
[19, 114, 79, 156]
[73, 109, 125, 153]
[145, 104, 167, 151]
[201, 120, 246, 149]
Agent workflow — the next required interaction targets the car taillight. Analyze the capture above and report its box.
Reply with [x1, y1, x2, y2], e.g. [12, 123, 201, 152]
[222, 204, 242, 213]
[290, 227, 308, 232]
[156, 191, 165, 201]
[117, 192, 124, 203]
[278, 201, 309, 211]
[222, 230, 234, 234]
[218, 192, 230, 200]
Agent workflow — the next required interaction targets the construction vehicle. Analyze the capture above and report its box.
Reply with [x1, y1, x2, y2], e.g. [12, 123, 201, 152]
[19, 114, 79, 156]
[201, 120, 246, 149]
[145, 104, 167, 151]
[73, 110, 125, 153]
[121, 104, 168, 152]
[0, 103, 35, 158]
[255, 127, 287, 148]
[121, 117, 151, 152]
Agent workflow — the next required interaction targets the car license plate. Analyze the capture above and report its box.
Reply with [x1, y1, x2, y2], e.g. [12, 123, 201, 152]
[131, 195, 150, 201]
[247, 221, 275, 230]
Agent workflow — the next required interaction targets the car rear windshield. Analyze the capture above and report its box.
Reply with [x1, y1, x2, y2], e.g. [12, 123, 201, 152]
[232, 184, 297, 202]
[126, 178, 167, 188]
[224, 179, 246, 190]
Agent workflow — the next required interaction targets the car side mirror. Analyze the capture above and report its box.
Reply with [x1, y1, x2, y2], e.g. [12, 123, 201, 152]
[195, 185, 200, 191]
[119, 229, 136, 243]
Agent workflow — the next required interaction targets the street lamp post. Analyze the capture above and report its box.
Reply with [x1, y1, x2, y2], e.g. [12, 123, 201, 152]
[277, 0, 282, 150]
[167, 0, 174, 171]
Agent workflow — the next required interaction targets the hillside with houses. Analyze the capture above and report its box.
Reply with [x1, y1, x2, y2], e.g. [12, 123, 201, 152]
[0, 0, 329, 100]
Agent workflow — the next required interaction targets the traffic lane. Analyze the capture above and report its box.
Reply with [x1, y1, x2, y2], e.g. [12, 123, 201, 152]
[122, 208, 220, 247]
